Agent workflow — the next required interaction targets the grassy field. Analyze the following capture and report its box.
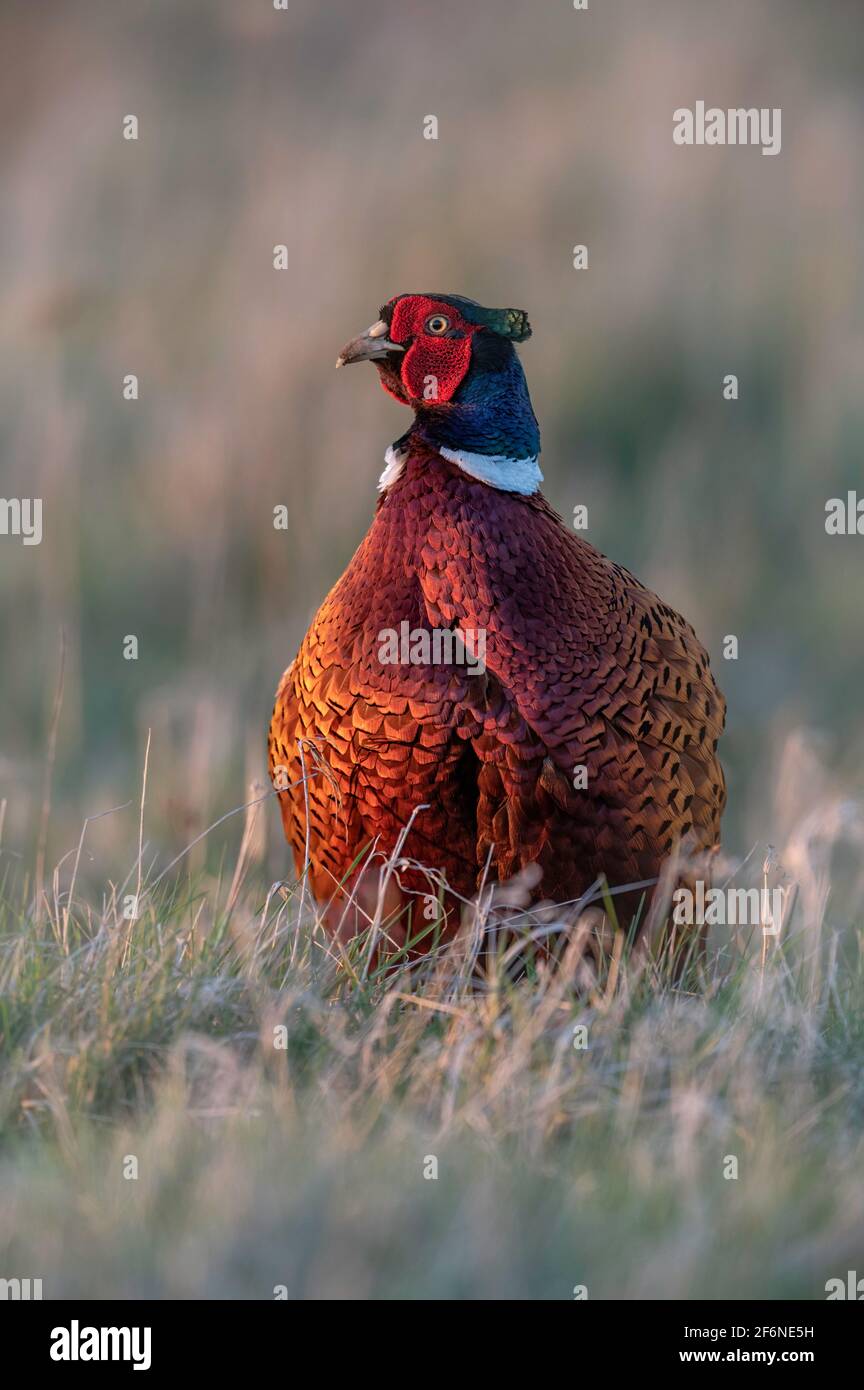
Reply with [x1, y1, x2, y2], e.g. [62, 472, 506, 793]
[1, 751, 863, 1300]
[3, 0, 864, 1300]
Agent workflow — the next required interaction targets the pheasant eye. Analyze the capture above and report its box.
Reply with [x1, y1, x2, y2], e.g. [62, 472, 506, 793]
[425, 314, 450, 335]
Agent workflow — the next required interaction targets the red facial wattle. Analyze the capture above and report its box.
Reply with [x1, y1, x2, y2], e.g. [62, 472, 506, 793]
[388, 295, 477, 403]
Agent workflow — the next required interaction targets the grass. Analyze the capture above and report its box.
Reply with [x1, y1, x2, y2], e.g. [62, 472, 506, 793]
[3, 0, 864, 1304]
[1, 774, 863, 1300]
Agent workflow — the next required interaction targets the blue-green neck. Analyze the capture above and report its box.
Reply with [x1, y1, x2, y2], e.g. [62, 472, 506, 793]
[414, 344, 541, 465]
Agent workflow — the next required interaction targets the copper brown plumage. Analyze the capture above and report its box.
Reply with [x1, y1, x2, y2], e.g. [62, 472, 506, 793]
[268, 294, 726, 949]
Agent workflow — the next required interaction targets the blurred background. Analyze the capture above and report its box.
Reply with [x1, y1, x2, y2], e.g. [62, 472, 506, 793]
[2, 0, 863, 888]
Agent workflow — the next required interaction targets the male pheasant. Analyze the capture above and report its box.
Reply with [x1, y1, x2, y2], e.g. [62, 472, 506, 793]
[268, 294, 726, 950]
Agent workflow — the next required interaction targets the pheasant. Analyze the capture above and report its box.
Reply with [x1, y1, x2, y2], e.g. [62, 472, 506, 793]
[268, 294, 726, 951]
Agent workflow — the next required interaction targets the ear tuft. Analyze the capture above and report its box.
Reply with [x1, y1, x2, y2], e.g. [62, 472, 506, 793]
[381, 294, 532, 342]
[463, 304, 532, 342]
[499, 307, 532, 342]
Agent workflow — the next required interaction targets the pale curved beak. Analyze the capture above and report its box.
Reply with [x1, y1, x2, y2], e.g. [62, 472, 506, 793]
[335, 319, 404, 368]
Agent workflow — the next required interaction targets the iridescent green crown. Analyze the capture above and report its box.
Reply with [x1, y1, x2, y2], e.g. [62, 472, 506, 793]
[386, 293, 532, 342]
[434, 294, 532, 342]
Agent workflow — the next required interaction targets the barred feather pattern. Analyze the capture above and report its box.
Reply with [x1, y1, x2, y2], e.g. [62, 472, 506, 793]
[268, 443, 726, 943]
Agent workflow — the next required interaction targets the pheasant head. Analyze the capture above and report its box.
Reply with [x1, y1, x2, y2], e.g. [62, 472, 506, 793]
[336, 292, 542, 494]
